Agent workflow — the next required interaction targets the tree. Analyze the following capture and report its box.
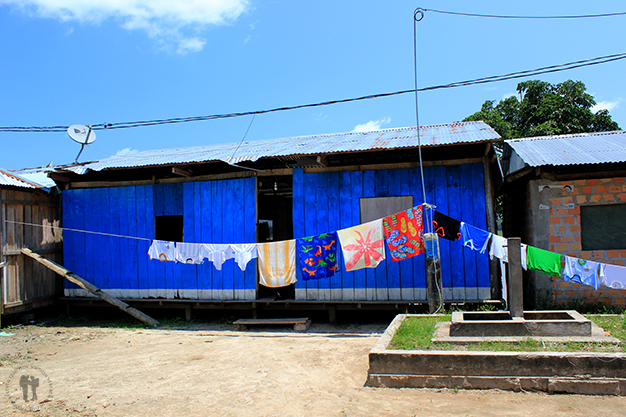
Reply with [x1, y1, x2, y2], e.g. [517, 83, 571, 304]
[464, 80, 620, 140]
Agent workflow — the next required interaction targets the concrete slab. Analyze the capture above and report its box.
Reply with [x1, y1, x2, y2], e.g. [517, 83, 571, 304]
[434, 321, 621, 344]
[367, 314, 626, 396]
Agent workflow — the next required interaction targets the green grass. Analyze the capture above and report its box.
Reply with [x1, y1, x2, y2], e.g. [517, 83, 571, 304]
[389, 313, 626, 352]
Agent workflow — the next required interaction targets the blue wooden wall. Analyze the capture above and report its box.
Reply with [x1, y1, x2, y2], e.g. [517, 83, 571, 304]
[292, 165, 490, 301]
[62, 178, 257, 300]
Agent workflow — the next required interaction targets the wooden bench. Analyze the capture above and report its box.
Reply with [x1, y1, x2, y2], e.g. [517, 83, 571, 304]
[233, 317, 311, 332]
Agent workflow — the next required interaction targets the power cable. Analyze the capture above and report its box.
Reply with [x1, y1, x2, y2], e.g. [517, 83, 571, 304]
[1, 52, 626, 133]
[415, 7, 626, 20]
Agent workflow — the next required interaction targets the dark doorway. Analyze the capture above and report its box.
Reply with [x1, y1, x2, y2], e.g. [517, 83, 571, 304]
[257, 175, 295, 300]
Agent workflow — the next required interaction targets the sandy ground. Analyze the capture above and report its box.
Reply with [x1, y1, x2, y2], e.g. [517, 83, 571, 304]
[0, 320, 625, 416]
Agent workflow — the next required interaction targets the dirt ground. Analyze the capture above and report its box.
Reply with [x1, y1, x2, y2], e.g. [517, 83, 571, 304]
[0, 320, 624, 416]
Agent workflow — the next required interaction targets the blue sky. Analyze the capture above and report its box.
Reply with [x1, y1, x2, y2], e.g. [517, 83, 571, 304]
[1, 0, 625, 170]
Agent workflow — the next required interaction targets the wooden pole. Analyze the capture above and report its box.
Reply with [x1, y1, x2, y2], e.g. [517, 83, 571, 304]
[21, 248, 159, 326]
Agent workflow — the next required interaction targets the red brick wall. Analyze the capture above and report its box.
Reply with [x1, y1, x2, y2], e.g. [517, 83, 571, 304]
[547, 176, 626, 310]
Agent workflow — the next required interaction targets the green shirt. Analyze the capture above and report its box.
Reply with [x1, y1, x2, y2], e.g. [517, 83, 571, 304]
[526, 246, 562, 276]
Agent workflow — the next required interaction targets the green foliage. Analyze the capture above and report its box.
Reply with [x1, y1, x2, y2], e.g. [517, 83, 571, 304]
[464, 80, 620, 140]
[389, 315, 451, 350]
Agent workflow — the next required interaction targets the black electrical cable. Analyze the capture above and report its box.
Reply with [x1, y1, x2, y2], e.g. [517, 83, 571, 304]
[417, 7, 626, 20]
[1, 52, 626, 133]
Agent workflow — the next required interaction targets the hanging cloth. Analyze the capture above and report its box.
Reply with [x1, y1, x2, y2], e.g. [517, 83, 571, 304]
[257, 240, 297, 288]
[521, 243, 528, 271]
[201, 244, 233, 270]
[599, 263, 626, 289]
[526, 246, 562, 276]
[148, 240, 177, 262]
[175, 242, 205, 264]
[460, 222, 491, 254]
[229, 243, 258, 271]
[382, 205, 425, 261]
[563, 256, 601, 290]
[489, 234, 509, 307]
[432, 211, 461, 241]
[296, 232, 339, 280]
[337, 219, 386, 271]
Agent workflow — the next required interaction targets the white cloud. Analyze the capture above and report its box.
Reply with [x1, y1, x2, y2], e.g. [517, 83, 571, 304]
[591, 99, 622, 114]
[2, 0, 249, 53]
[352, 117, 391, 132]
[115, 147, 139, 156]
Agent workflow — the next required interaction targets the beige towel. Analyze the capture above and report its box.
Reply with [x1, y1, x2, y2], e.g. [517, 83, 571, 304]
[257, 240, 297, 288]
[337, 219, 386, 271]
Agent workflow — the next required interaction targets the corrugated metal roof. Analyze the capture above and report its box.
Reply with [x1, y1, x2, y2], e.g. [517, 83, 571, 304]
[0, 168, 47, 190]
[56, 121, 499, 175]
[506, 130, 626, 167]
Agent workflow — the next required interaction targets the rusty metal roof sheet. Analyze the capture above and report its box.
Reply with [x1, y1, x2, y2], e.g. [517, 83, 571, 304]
[506, 130, 626, 167]
[0, 168, 47, 190]
[57, 121, 499, 175]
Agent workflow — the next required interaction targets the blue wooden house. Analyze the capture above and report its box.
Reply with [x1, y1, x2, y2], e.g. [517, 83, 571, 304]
[50, 121, 501, 308]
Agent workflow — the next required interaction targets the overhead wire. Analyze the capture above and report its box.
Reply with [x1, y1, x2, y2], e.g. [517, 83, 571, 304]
[2, 52, 626, 133]
[416, 8, 626, 20]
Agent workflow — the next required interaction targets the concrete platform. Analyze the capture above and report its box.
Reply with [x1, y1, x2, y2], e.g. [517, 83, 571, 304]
[367, 314, 626, 396]
[233, 317, 311, 331]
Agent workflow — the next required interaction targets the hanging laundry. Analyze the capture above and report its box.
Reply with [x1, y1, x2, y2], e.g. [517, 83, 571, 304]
[148, 240, 177, 262]
[229, 243, 258, 271]
[175, 242, 205, 264]
[460, 222, 491, 254]
[521, 244, 528, 271]
[201, 244, 233, 270]
[489, 234, 508, 307]
[337, 219, 386, 271]
[526, 246, 562, 276]
[563, 256, 601, 290]
[599, 263, 626, 289]
[296, 232, 339, 280]
[257, 240, 297, 288]
[432, 211, 461, 241]
[382, 205, 425, 261]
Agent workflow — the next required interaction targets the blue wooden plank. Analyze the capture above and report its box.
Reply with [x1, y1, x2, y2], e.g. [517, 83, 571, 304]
[396, 169, 414, 300]
[315, 173, 330, 298]
[385, 169, 402, 300]
[242, 177, 256, 296]
[412, 167, 427, 295]
[145, 185, 162, 296]
[362, 170, 377, 300]
[433, 166, 453, 298]
[180, 182, 197, 297]
[471, 163, 490, 289]
[231, 178, 245, 296]
[211, 180, 224, 297]
[302, 172, 318, 297]
[135, 186, 149, 294]
[373, 169, 388, 300]
[326, 172, 341, 299]
[128, 187, 140, 296]
[460, 164, 478, 297]
[350, 171, 365, 299]
[61, 190, 76, 290]
[221, 179, 236, 299]
[198, 181, 213, 296]
[67, 189, 85, 288]
[339, 170, 352, 299]
[446, 166, 465, 300]
[107, 187, 123, 292]
[83, 189, 100, 287]
[292, 169, 305, 297]
[118, 187, 133, 293]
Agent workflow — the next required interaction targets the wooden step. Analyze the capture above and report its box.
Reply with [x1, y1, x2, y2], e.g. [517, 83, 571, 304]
[233, 317, 311, 332]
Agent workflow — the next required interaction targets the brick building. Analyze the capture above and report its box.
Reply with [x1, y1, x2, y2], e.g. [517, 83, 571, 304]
[501, 130, 626, 310]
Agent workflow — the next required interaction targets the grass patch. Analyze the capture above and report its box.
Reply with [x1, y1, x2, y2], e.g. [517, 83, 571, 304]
[389, 313, 626, 353]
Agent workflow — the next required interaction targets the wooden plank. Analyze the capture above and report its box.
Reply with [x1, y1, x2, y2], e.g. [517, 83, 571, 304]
[21, 248, 159, 326]
[180, 182, 198, 299]
[362, 170, 377, 301]
[460, 164, 478, 300]
[413, 167, 429, 300]
[339, 171, 353, 301]
[472, 163, 491, 290]
[316, 172, 330, 301]
[292, 169, 306, 301]
[433, 166, 452, 301]
[107, 187, 122, 292]
[136, 186, 150, 298]
[231, 179, 245, 300]
[198, 181, 213, 299]
[242, 177, 256, 300]
[350, 171, 366, 300]
[233, 317, 309, 325]
[302, 172, 318, 300]
[23, 204, 34, 300]
[126, 186, 139, 298]
[145, 185, 162, 298]
[327, 172, 341, 300]
[373, 169, 388, 301]
[446, 166, 465, 301]
[221, 179, 236, 300]
[211, 181, 223, 299]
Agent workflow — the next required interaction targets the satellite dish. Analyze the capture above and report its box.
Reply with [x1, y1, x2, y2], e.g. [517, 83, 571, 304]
[67, 124, 96, 144]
